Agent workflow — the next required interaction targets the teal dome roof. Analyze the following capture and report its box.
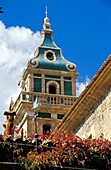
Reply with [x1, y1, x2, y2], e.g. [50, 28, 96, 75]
[29, 15, 76, 72]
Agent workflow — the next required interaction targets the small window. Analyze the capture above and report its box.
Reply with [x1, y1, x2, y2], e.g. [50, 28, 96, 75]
[57, 114, 64, 119]
[37, 112, 51, 118]
[43, 124, 51, 134]
[46, 52, 54, 61]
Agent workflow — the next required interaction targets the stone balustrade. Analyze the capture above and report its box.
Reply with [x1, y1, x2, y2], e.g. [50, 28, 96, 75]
[12, 91, 77, 111]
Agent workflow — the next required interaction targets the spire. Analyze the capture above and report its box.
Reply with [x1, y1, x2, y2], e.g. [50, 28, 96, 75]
[9, 97, 14, 111]
[46, 6, 48, 18]
[37, 6, 57, 48]
[43, 6, 51, 30]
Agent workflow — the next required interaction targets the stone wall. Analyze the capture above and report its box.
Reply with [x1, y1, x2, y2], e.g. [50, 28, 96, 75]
[74, 85, 111, 139]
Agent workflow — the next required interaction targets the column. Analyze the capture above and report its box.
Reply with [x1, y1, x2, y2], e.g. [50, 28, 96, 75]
[42, 74, 45, 93]
[72, 76, 76, 96]
[28, 73, 33, 92]
[61, 76, 64, 95]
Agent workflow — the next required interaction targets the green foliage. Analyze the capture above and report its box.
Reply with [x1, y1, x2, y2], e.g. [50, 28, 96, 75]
[1, 132, 111, 170]
[0, 135, 37, 162]
[19, 132, 111, 169]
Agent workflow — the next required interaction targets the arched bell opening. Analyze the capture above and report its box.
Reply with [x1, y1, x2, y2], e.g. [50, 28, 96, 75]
[43, 124, 51, 135]
[49, 85, 56, 94]
[46, 81, 60, 94]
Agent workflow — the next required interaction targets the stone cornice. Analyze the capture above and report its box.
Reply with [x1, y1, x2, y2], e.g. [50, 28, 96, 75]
[22, 67, 78, 78]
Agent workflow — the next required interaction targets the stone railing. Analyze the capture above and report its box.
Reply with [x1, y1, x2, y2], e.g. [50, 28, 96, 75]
[35, 167, 97, 170]
[0, 162, 22, 170]
[12, 91, 77, 111]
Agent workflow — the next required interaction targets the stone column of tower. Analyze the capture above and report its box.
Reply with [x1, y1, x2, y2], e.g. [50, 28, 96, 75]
[3, 98, 16, 138]
[28, 73, 33, 92]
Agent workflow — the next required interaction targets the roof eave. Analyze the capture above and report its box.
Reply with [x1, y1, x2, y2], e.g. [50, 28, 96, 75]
[55, 55, 111, 132]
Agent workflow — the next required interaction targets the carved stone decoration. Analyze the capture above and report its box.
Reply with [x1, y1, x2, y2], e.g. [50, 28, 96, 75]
[20, 78, 26, 91]
[26, 94, 33, 101]
[66, 63, 76, 71]
[30, 58, 39, 68]
[3, 110, 16, 139]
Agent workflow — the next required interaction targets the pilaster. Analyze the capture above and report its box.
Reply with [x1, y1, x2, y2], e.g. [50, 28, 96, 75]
[42, 74, 45, 93]
[61, 76, 64, 95]
[72, 76, 76, 96]
[28, 73, 33, 92]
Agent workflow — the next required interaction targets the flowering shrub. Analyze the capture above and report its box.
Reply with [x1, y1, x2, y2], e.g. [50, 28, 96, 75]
[0, 135, 38, 162]
[20, 132, 111, 170]
[1, 132, 111, 170]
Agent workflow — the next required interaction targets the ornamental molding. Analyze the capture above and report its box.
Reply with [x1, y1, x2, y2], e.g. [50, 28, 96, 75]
[44, 50, 56, 62]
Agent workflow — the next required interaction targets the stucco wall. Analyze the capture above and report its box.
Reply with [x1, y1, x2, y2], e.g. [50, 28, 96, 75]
[74, 85, 111, 139]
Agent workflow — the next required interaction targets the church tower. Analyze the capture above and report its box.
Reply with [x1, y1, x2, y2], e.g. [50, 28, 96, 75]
[11, 12, 78, 138]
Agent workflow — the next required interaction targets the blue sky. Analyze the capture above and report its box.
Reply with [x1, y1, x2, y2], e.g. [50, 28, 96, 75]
[0, 0, 111, 133]
[1, 0, 111, 79]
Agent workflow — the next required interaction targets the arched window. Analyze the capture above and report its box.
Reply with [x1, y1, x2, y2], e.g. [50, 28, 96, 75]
[49, 85, 56, 94]
[43, 124, 51, 134]
[46, 81, 59, 94]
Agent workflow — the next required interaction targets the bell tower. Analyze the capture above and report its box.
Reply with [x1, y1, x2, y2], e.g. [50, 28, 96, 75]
[11, 12, 78, 138]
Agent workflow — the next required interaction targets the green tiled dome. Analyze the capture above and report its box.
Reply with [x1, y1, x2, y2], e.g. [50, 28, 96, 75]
[29, 15, 76, 72]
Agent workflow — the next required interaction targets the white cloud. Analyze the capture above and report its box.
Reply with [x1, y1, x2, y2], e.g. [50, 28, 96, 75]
[0, 21, 41, 134]
[76, 76, 90, 96]
[0, 21, 90, 134]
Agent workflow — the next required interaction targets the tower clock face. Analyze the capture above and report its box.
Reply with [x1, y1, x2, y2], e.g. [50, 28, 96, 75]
[46, 52, 54, 61]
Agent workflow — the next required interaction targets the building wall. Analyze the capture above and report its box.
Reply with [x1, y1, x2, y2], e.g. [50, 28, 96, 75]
[74, 85, 111, 140]
[20, 120, 28, 138]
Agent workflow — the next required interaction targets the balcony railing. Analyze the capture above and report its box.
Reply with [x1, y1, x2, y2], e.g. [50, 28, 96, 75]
[12, 91, 77, 111]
